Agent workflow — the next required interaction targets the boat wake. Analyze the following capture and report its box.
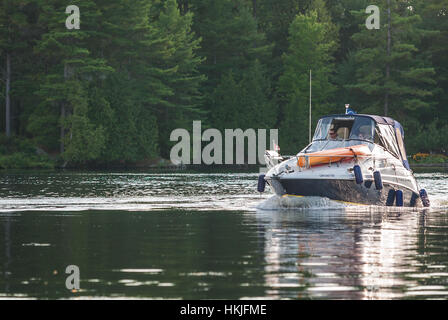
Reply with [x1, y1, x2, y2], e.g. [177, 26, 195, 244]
[256, 194, 448, 212]
[256, 195, 348, 210]
[429, 197, 448, 210]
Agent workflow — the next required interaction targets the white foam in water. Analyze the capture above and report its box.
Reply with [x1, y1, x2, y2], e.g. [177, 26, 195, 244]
[256, 195, 348, 210]
[255, 194, 448, 212]
[429, 197, 448, 209]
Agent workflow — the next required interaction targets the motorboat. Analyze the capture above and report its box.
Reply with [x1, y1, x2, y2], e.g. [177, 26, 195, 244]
[258, 108, 430, 207]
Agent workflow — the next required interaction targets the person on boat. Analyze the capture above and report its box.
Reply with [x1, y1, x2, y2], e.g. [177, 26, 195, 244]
[356, 125, 372, 141]
[329, 127, 338, 140]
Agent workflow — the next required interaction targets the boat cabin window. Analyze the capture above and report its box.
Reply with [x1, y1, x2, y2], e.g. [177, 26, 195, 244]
[312, 116, 375, 143]
[376, 124, 401, 159]
[306, 116, 376, 153]
[395, 127, 408, 160]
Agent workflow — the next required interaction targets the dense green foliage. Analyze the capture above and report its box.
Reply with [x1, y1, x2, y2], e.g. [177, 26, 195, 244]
[0, 134, 54, 169]
[278, 10, 336, 154]
[1, 0, 447, 167]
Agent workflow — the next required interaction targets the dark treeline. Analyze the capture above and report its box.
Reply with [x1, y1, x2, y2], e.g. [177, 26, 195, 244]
[0, 0, 447, 168]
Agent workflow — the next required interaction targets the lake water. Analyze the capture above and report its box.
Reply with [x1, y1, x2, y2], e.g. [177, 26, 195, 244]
[0, 170, 447, 299]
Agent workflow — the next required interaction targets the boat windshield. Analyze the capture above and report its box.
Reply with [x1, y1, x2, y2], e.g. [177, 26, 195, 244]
[312, 116, 375, 142]
[306, 116, 376, 153]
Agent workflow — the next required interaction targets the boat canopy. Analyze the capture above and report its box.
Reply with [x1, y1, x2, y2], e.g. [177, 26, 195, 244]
[309, 114, 410, 170]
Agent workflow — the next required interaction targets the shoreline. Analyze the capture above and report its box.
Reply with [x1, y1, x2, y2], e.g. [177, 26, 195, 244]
[0, 164, 263, 173]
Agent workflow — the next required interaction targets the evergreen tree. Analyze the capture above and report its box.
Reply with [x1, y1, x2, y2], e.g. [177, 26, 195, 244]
[407, 0, 448, 153]
[190, 0, 270, 91]
[325, 0, 370, 62]
[28, 0, 111, 163]
[254, 0, 334, 78]
[154, 0, 205, 159]
[418, 0, 448, 121]
[209, 71, 242, 130]
[255, 0, 304, 62]
[278, 11, 336, 154]
[62, 81, 106, 162]
[1, 0, 447, 166]
[346, 0, 436, 120]
[92, 0, 205, 162]
[211, 59, 276, 130]
[0, 0, 35, 137]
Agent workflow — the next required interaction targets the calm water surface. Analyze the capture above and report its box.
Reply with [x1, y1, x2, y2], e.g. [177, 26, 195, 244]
[0, 170, 447, 299]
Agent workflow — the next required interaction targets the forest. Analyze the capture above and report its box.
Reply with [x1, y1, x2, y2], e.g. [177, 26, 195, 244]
[0, 0, 447, 168]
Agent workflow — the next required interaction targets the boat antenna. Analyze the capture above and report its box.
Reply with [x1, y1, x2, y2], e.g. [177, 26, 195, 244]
[309, 69, 312, 143]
